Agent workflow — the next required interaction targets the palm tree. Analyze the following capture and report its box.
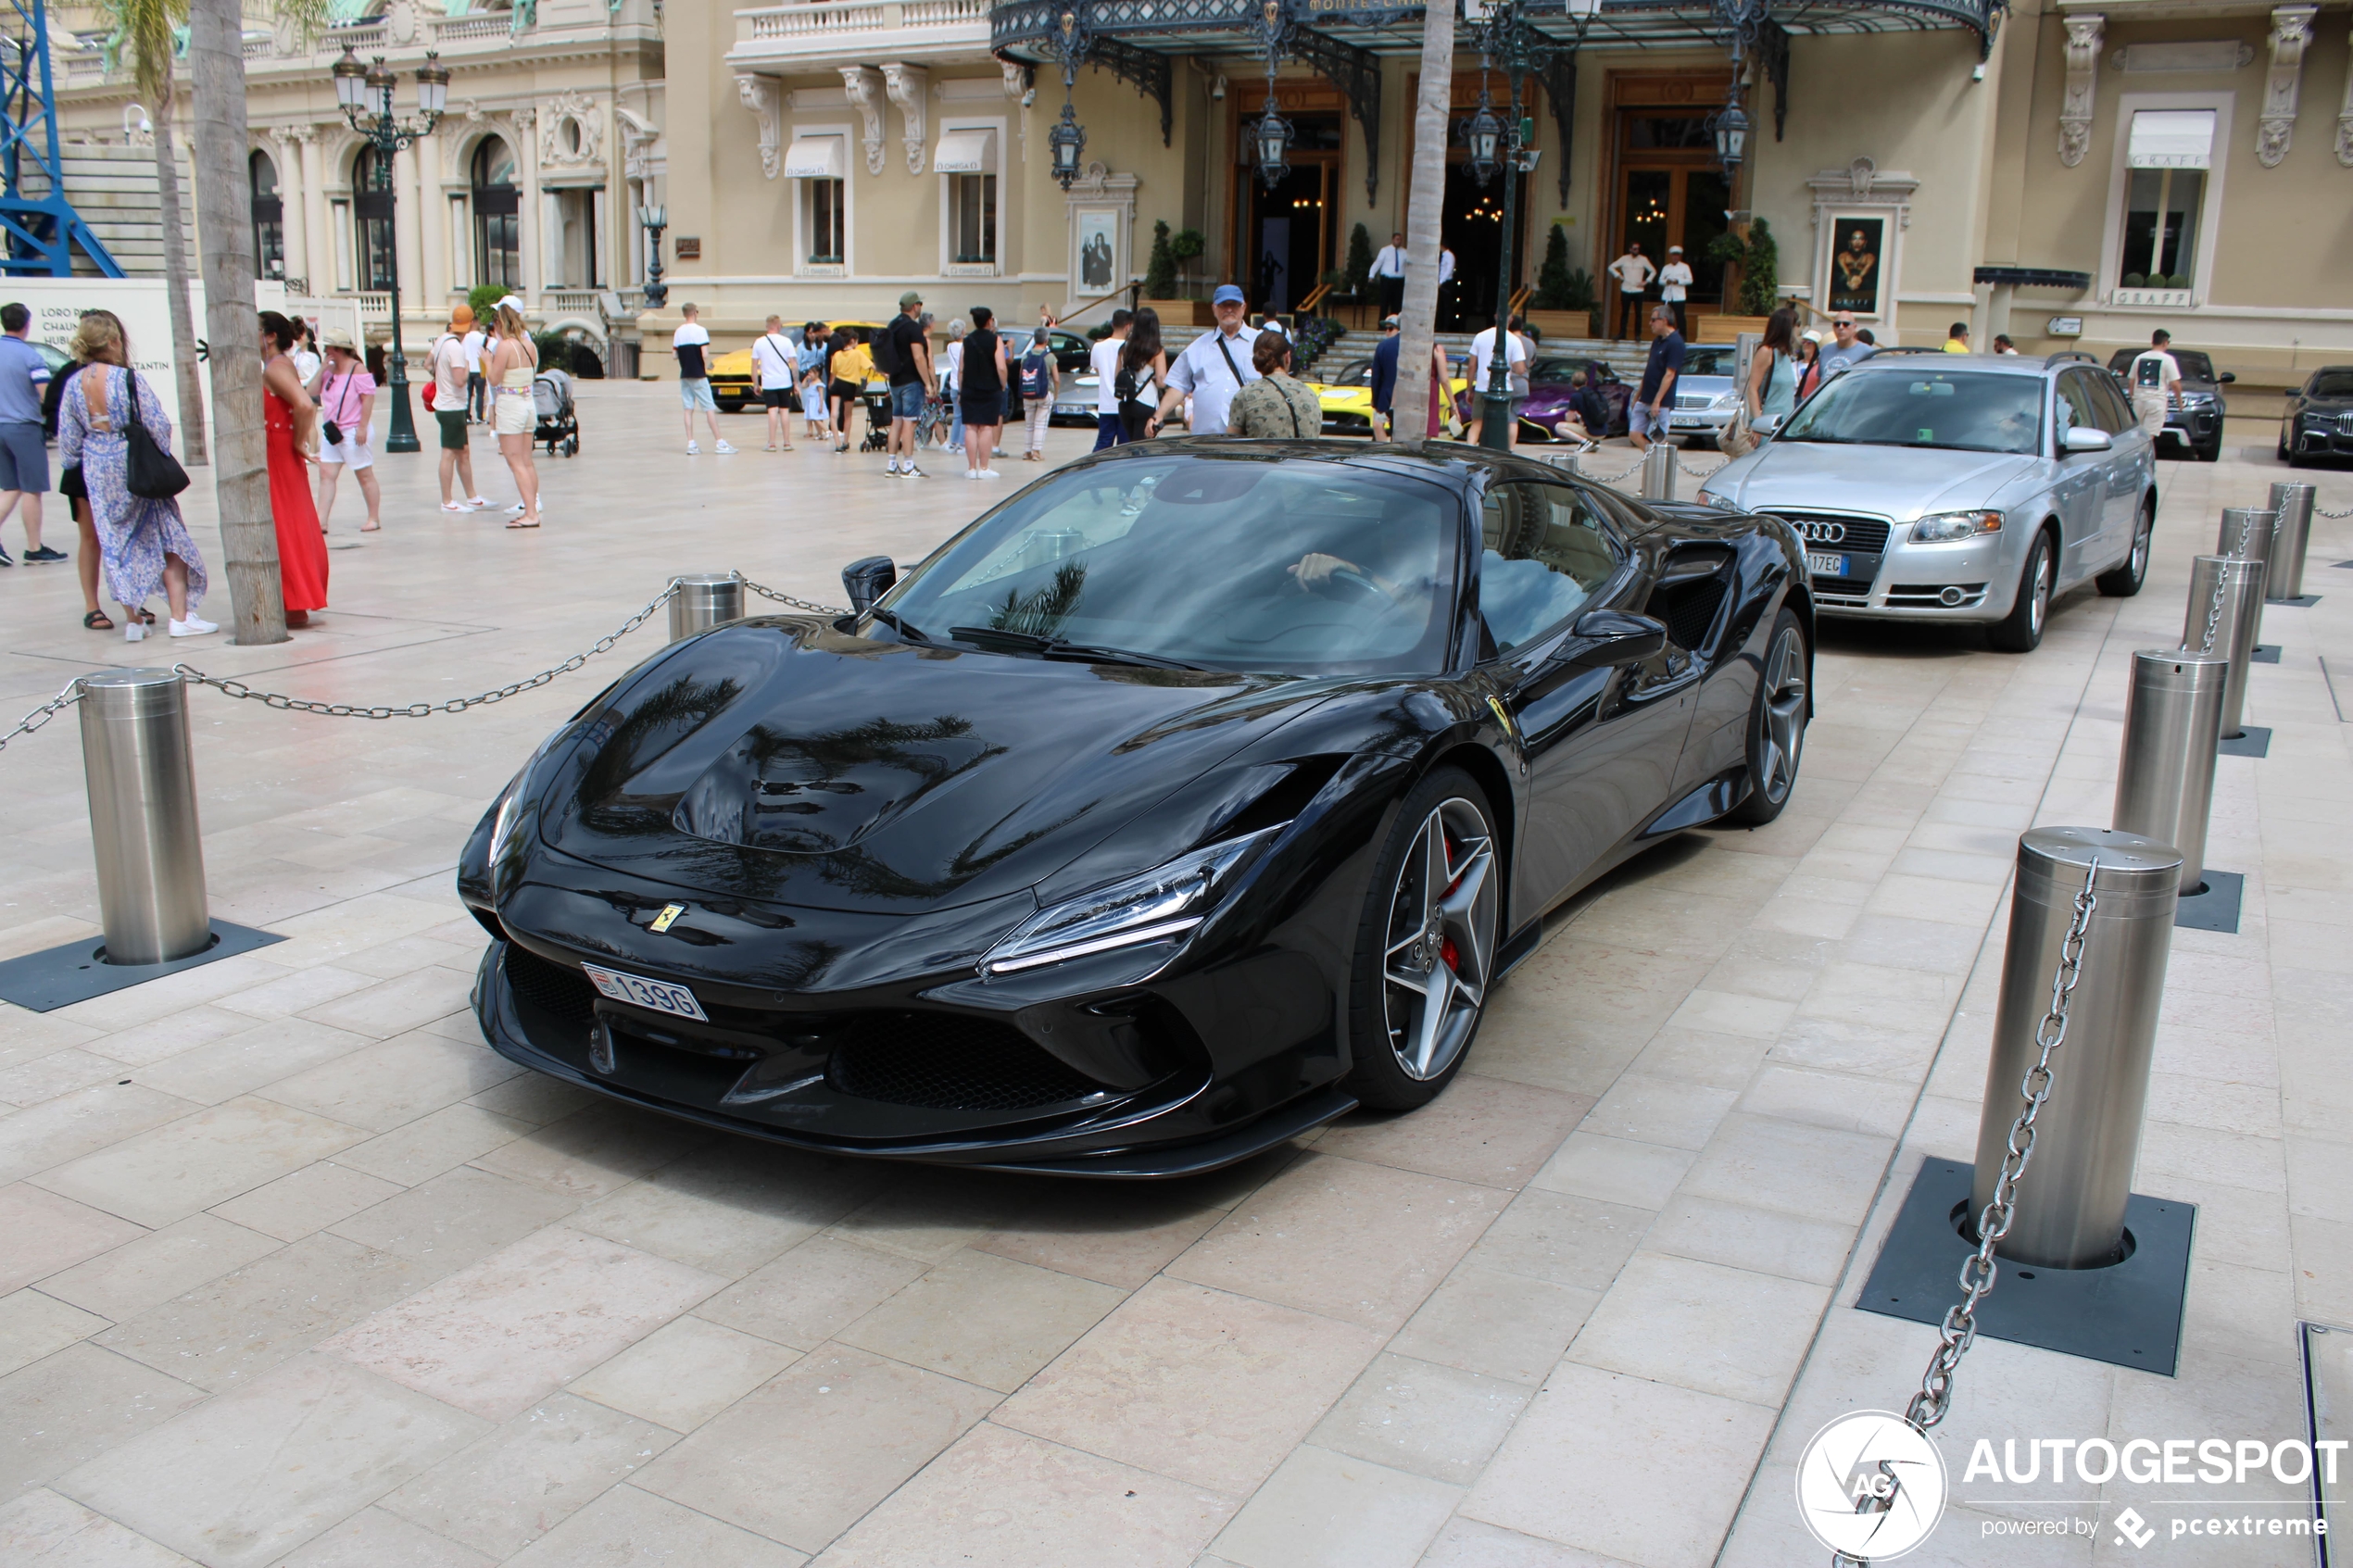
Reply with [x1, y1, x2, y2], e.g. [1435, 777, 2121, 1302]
[96, 0, 206, 464]
[1388, 0, 1454, 450]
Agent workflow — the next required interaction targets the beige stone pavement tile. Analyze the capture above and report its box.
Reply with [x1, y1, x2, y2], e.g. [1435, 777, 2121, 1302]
[1167, 1153, 1504, 1333]
[340, 934, 487, 982]
[1734, 1062, 1919, 1140]
[94, 1232, 427, 1393]
[0, 1343, 208, 1496]
[0, 1182, 146, 1295]
[0, 1009, 101, 1077]
[1625, 1027, 1770, 1093]
[1678, 1113, 1894, 1227]
[334, 1102, 534, 1185]
[208, 1160, 407, 1242]
[635, 1343, 997, 1554]
[570, 1314, 801, 1434]
[273, 1506, 494, 1568]
[2139, 1118, 2288, 1197]
[1567, 1250, 1831, 1407]
[211, 963, 382, 1022]
[472, 1099, 710, 1202]
[296, 963, 479, 1040]
[504, 1484, 808, 1568]
[51, 953, 295, 1035]
[0, 1082, 199, 1185]
[1463, 1362, 1775, 1568]
[996, 1277, 1383, 1496]
[322, 1227, 724, 1422]
[1418, 1516, 1634, 1567]
[976, 1180, 1228, 1290]
[1642, 1194, 1856, 1287]
[0, 1048, 128, 1110]
[263, 892, 474, 970]
[1308, 1351, 1529, 1486]
[1211, 1443, 1461, 1568]
[1314, 1074, 1592, 1190]
[1766, 1015, 1944, 1082]
[1466, 1186, 1653, 1291]
[0, 1487, 195, 1568]
[1580, 1073, 1740, 1151]
[125, 1017, 372, 1106]
[379, 1391, 677, 1560]
[260, 1032, 522, 1134]
[75, 1005, 258, 1068]
[0, 1289, 110, 1379]
[53, 1351, 487, 1568]
[838, 1248, 1124, 1394]
[1529, 1132, 1695, 1210]
[327, 1162, 581, 1273]
[1387, 1263, 1598, 1386]
[697, 1236, 930, 1350]
[813, 1422, 1233, 1568]
[1662, 988, 1795, 1040]
[460, 1070, 601, 1124]
[570, 1140, 888, 1277]
[35, 1095, 369, 1228]
[818, 1169, 1039, 1264]
[38, 1213, 283, 1322]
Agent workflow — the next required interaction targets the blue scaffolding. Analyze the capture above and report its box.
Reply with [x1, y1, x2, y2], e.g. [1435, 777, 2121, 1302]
[2, 0, 122, 275]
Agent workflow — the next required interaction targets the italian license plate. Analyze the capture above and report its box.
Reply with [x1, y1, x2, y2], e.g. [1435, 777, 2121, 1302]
[1807, 552, 1850, 577]
[581, 963, 709, 1022]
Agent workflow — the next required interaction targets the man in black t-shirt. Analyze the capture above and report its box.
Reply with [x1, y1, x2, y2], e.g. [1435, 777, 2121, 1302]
[1629, 304, 1684, 455]
[884, 291, 936, 478]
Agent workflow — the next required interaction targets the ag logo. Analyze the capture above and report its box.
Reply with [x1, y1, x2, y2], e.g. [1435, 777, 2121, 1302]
[1795, 1411, 1948, 1560]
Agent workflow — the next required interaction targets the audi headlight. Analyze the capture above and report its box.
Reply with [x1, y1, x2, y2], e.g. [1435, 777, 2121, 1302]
[1911, 509, 2004, 544]
[981, 827, 1280, 978]
[1698, 488, 1741, 512]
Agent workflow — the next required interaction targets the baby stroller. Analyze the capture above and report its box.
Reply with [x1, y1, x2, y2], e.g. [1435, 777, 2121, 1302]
[533, 368, 579, 458]
[858, 386, 891, 453]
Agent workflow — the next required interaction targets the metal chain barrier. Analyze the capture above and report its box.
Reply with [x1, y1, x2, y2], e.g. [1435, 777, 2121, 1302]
[1678, 456, 1725, 479]
[1582, 458, 1647, 483]
[1831, 859, 2101, 1568]
[0, 679, 87, 755]
[2197, 508, 2258, 654]
[736, 574, 848, 616]
[2317, 501, 2353, 520]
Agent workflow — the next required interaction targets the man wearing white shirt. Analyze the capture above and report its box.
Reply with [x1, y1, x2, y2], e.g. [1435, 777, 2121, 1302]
[1656, 245, 1693, 338]
[1609, 243, 1656, 339]
[461, 318, 487, 422]
[1466, 317, 1532, 448]
[1370, 232, 1407, 317]
[749, 314, 799, 452]
[1089, 308, 1133, 450]
[1151, 284, 1260, 436]
[1437, 245, 1459, 329]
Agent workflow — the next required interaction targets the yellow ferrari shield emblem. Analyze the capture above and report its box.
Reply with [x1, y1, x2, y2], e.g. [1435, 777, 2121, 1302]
[649, 903, 686, 933]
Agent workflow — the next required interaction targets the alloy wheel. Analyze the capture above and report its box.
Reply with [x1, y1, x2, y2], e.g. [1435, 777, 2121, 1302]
[2130, 506, 2152, 582]
[1381, 797, 1498, 1081]
[2028, 546, 2051, 637]
[1756, 624, 1808, 805]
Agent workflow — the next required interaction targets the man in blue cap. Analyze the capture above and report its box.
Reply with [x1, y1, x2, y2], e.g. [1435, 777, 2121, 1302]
[1149, 283, 1261, 437]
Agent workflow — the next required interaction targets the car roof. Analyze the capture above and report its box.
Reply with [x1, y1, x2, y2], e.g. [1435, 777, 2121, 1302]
[1843, 351, 2054, 377]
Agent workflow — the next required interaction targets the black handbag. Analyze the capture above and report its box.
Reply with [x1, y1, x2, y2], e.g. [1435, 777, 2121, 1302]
[120, 370, 190, 500]
[318, 369, 345, 447]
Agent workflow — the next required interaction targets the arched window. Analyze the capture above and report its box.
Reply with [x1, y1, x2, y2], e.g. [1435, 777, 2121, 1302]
[472, 137, 520, 288]
[353, 144, 395, 291]
[249, 149, 284, 281]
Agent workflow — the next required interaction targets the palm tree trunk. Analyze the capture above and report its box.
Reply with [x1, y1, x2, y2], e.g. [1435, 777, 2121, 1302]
[189, 0, 283, 644]
[1389, 1, 1454, 451]
[152, 77, 208, 466]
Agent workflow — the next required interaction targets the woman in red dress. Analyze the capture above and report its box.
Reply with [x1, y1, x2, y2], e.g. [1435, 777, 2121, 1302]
[258, 311, 328, 627]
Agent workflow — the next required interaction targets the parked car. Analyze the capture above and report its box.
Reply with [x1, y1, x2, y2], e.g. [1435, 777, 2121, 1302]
[1697, 351, 2157, 652]
[1662, 346, 1743, 446]
[461, 443, 1814, 1175]
[1514, 357, 1630, 441]
[2279, 365, 2353, 467]
[1308, 355, 1469, 436]
[708, 320, 884, 413]
[2104, 345, 2231, 463]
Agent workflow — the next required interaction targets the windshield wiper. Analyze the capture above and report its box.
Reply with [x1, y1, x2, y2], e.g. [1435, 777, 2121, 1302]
[866, 607, 935, 644]
[947, 625, 1210, 671]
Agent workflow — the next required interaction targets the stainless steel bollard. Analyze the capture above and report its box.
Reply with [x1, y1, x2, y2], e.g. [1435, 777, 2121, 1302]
[1971, 826, 2182, 1269]
[78, 669, 210, 966]
[2113, 648, 2229, 892]
[1545, 450, 1583, 478]
[2182, 555, 2267, 739]
[1640, 439, 1674, 501]
[2266, 482, 2315, 602]
[668, 573, 745, 642]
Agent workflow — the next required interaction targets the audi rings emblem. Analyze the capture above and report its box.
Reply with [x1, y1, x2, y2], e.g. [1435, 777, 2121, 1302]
[1794, 519, 1848, 545]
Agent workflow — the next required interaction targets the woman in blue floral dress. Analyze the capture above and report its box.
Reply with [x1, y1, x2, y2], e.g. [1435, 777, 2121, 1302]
[57, 310, 215, 641]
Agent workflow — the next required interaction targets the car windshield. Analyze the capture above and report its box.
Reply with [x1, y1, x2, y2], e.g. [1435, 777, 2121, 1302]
[1681, 347, 1736, 376]
[2171, 351, 2214, 382]
[1774, 367, 2044, 455]
[879, 456, 1460, 676]
[2308, 371, 2353, 398]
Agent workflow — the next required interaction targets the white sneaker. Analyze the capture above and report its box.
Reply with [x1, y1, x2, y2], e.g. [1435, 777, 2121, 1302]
[507, 502, 528, 514]
[979, 469, 1001, 479]
[714, 441, 738, 455]
[468, 496, 494, 509]
[125, 621, 145, 642]
[441, 501, 468, 513]
[686, 441, 701, 455]
[170, 616, 218, 638]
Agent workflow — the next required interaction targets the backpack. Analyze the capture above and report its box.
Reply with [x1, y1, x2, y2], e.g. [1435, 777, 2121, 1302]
[870, 323, 901, 377]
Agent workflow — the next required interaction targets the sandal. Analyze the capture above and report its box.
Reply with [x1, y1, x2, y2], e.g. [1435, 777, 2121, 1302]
[135, 608, 157, 625]
[83, 609, 115, 631]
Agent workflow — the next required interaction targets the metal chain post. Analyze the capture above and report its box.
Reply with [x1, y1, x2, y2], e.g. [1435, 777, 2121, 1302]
[735, 575, 849, 616]
[0, 679, 88, 755]
[2196, 508, 2258, 655]
[1831, 858, 2102, 1568]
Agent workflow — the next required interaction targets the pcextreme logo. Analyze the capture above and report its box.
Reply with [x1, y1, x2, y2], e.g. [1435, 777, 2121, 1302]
[1795, 1411, 1949, 1560]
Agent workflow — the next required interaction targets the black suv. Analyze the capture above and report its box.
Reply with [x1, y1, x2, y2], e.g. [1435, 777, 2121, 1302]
[2107, 346, 2233, 463]
[2281, 366, 2353, 468]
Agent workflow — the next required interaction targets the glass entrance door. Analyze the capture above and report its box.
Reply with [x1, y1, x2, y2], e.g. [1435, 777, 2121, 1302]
[1236, 112, 1341, 317]
[1612, 107, 1730, 337]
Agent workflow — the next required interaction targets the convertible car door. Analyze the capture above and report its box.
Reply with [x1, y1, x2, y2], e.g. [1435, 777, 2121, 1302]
[1478, 480, 1696, 922]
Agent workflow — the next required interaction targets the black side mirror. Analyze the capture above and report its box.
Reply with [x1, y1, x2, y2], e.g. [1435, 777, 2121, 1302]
[2219, 371, 2236, 384]
[1567, 608, 1668, 666]
[842, 557, 896, 614]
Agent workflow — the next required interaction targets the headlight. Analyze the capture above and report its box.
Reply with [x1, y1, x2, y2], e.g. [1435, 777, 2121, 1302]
[1911, 510, 2004, 544]
[1709, 392, 1740, 409]
[981, 827, 1280, 978]
[2305, 412, 2335, 427]
[1698, 488, 1740, 511]
[2179, 392, 2215, 408]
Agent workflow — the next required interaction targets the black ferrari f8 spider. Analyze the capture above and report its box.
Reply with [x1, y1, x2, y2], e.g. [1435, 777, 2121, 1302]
[459, 441, 1813, 1176]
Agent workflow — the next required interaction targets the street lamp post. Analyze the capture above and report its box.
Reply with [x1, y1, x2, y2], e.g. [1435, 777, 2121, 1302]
[636, 205, 669, 309]
[1463, 4, 1553, 453]
[1047, 6, 1092, 191]
[332, 44, 447, 455]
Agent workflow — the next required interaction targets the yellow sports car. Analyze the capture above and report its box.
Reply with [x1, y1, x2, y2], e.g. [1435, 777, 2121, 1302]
[1307, 355, 1469, 437]
[708, 320, 886, 411]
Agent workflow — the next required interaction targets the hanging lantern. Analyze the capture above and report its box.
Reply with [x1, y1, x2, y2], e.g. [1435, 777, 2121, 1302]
[1465, 93, 1504, 189]
[1711, 94, 1749, 173]
[1252, 99, 1294, 190]
[413, 52, 450, 120]
[1049, 99, 1088, 189]
[331, 44, 368, 113]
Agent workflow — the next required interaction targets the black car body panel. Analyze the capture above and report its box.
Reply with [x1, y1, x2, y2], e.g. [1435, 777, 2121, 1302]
[461, 442, 1810, 1174]
[2282, 365, 2353, 465]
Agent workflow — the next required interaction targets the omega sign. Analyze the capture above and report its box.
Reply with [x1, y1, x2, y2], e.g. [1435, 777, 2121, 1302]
[1793, 519, 1849, 545]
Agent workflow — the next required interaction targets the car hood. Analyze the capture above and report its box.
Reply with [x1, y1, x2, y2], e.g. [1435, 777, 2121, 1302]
[539, 620, 1333, 915]
[1713, 440, 2044, 518]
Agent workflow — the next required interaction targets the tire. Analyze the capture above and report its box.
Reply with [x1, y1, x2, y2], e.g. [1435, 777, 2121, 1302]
[2095, 499, 2153, 597]
[1987, 530, 2055, 653]
[717, 402, 744, 415]
[1344, 766, 1502, 1111]
[2195, 438, 2221, 464]
[2289, 446, 2310, 470]
[1725, 608, 1808, 826]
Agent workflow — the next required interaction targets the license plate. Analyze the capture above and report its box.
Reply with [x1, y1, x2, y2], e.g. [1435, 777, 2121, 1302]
[1807, 552, 1850, 577]
[581, 963, 709, 1022]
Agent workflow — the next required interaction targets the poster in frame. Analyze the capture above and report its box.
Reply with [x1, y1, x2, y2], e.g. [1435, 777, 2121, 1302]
[1825, 216, 1887, 318]
[1075, 208, 1120, 295]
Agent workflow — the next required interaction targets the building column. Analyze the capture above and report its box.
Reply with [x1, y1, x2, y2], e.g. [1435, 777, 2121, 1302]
[271, 128, 308, 290]
[300, 131, 330, 296]
[514, 108, 541, 305]
[417, 130, 447, 307]
[392, 143, 424, 320]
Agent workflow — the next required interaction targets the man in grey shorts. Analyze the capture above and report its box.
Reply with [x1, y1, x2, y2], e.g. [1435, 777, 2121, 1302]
[0, 300, 59, 566]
